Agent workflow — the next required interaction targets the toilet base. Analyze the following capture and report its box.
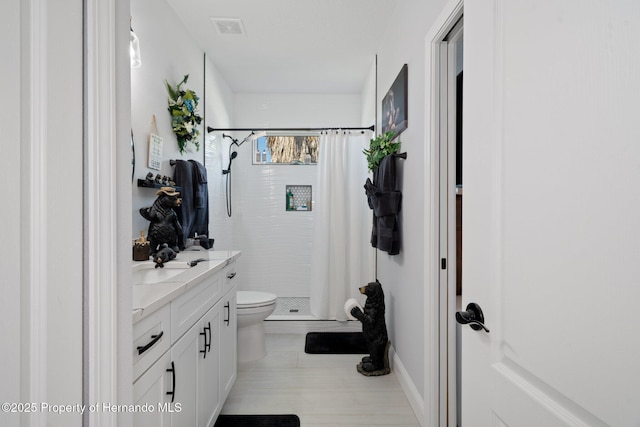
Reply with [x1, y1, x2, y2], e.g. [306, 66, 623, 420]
[237, 321, 267, 364]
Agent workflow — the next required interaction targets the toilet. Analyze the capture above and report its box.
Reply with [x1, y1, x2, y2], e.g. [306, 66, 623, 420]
[236, 291, 277, 363]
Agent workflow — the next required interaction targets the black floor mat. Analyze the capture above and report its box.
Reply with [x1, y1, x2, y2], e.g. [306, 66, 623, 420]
[214, 414, 300, 427]
[304, 332, 367, 354]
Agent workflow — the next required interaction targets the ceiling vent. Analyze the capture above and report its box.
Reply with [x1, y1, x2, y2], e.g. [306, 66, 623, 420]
[210, 17, 246, 36]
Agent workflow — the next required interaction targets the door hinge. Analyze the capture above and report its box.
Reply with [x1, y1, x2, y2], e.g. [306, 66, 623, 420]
[441, 258, 447, 269]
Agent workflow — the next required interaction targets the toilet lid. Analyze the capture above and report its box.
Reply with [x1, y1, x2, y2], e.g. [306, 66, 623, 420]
[237, 291, 277, 308]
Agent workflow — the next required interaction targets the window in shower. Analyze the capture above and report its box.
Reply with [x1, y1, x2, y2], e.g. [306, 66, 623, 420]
[252, 134, 319, 165]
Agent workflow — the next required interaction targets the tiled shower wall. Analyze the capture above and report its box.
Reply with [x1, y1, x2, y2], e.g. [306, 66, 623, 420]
[232, 161, 317, 297]
[225, 93, 363, 298]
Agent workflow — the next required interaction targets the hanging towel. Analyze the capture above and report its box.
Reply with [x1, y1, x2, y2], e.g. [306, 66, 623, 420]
[173, 159, 209, 249]
[188, 159, 209, 236]
[364, 154, 401, 255]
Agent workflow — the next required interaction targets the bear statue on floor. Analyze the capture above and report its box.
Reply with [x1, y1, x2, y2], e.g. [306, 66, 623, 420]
[139, 187, 183, 256]
[350, 280, 391, 376]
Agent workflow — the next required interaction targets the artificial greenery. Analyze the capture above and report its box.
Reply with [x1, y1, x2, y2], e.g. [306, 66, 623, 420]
[165, 74, 203, 154]
[363, 131, 401, 172]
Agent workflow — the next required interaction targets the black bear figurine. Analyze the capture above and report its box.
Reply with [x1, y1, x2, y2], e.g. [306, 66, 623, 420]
[139, 187, 183, 255]
[350, 280, 391, 376]
[154, 243, 177, 268]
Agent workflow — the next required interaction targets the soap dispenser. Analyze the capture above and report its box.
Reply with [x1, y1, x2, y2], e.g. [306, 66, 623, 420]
[133, 231, 151, 261]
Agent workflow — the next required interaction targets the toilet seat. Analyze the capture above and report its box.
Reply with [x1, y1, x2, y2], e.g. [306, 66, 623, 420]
[237, 291, 277, 309]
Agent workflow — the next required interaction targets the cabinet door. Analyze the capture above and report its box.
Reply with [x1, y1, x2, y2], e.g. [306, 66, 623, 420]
[132, 352, 172, 427]
[219, 289, 237, 401]
[198, 304, 221, 427]
[169, 323, 200, 426]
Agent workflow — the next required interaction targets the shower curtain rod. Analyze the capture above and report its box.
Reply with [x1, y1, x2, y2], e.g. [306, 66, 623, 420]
[206, 125, 375, 133]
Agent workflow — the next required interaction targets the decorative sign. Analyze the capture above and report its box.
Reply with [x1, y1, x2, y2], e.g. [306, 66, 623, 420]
[148, 114, 163, 170]
[148, 133, 163, 170]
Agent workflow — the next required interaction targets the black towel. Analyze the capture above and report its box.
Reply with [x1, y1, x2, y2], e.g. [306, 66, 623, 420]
[364, 154, 401, 255]
[189, 160, 207, 209]
[173, 160, 209, 249]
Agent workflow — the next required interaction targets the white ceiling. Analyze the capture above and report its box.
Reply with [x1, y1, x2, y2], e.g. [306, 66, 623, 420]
[165, 0, 399, 94]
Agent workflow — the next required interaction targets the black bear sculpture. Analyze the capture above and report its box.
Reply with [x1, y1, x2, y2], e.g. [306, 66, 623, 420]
[350, 280, 391, 376]
[154, 243, 177, 268]
[139, 187, 183, 256]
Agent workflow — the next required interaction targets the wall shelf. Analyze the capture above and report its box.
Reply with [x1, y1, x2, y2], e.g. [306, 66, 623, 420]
[285, 185, 312, 211]
[137, 179, 182, 192]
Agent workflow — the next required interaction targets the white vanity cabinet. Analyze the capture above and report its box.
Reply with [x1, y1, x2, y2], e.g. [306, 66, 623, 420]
[132, 253, 239, 427]
[197, 302, 221, 427]
[219, 262, 238, 400]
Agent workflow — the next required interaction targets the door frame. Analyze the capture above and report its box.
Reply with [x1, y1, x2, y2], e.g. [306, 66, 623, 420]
[423, 0, 463, 426]
[438, 19, 463, 427]
[84, 0, 133, 425]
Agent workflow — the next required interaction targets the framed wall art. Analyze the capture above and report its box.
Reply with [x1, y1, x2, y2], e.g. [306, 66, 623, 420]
[381, 64, 408, 139]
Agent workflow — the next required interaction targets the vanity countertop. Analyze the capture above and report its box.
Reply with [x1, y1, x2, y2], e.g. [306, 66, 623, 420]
[132, 250, 241, 323]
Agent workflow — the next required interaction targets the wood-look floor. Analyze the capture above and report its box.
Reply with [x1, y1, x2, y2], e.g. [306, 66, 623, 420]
[220, 332, 420, 427]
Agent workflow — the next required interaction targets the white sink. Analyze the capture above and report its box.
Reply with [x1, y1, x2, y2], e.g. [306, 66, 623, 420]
[132, 262, 192, 285]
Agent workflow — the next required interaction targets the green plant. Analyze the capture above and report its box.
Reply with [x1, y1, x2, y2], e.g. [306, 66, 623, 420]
[165, 74, 203, 154]
[363, 131, 400, 172]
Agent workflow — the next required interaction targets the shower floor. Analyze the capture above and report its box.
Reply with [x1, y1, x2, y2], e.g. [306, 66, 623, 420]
[267, 297, 315, 320]
[265, 297, 361, 334]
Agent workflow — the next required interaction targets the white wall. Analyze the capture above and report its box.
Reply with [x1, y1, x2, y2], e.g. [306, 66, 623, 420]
[226, 93, 361, 297]
[131, 0, 201, 238]
[374, 0, 449, 403]
[204, 60, 236, 252]
[1, 0, 84, 425]
[360, 60, 377, 128]
[47, 6, 84, 422]
[130, 0, 234, 241]
[1, 2, 23, 424]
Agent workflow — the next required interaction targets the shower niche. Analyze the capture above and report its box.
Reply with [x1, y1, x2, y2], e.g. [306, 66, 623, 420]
[285, 185, 312, 211]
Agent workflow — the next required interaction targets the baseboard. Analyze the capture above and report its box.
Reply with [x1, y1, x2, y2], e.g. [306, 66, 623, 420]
[390, 345, 425, 426]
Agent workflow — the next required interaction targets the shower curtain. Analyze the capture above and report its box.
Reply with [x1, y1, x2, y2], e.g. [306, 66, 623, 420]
[309, 130, 376, 320]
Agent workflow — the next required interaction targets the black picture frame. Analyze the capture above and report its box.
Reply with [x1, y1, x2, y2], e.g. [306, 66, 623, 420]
[381, 64, 408, 139]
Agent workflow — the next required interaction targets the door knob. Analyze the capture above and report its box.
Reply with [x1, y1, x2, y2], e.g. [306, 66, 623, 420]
[456, 302, 490, 333]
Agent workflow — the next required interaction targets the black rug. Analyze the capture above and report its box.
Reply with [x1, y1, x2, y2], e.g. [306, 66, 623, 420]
[304, 332, 367, 354]
[214, 414, 300, 427]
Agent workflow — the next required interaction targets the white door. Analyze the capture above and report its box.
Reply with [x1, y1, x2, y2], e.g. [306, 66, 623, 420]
[220, 291, 238, 401]
[461, 1, 640, 426]
[132, 352, 172, 427]
[170, 323, 200, 426]
[198, 305, 221, 427]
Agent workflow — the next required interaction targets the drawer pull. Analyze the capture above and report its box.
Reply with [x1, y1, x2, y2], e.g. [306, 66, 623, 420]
[200, 322, 211, 358]
[224, 302, 230, 326]
[227, 272, 236, 280]
[137, 331, 164, 355]
[166, 361, 175, 403]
